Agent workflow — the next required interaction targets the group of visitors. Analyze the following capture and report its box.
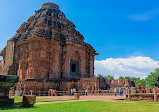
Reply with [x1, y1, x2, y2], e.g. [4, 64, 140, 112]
[71, 88, 76, 96]
[71, 88, 88, 96]
[114, 87, 132, 96]
[14, 90, 23, 96]
[49, 89, 57, 96]
[114, 87, 124, 96]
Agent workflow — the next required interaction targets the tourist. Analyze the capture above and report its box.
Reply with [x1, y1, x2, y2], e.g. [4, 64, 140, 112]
[74, 88, 76, 93]
[129, 89, 131, 94]
[146, 84, 149, 88]
[20, 90, 22, 96]
[73, 88, 76, 94]
[123, 89, 126, 96]
[54, 90, 57, 96]
[116, 88, 119, 94]
[119, 88, 123, 96]
[71, 88, 73, 96]
[126, 89, 128, 94]
[85, 89, 88, 96]
[114, 88, 117, 96]
[49, 89, 52, 96]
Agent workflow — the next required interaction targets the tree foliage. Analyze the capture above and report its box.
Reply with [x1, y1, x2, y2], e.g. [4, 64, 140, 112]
[119, 68, 159, 88]
[97, 74, 114, 80]
[107, 75, 114, 80]
[97, 68, 159, 88]
[119, 76, 140, 82]
[97, 74, 103, 78]
[146, 68, 159, 88]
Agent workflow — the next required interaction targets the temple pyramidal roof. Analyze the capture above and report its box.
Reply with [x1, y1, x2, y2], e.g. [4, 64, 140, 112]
[0, 2, 98, 56]
[8, 2, 98, 53]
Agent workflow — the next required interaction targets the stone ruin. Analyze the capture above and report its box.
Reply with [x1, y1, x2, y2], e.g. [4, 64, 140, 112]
[125, 83, 159, 101]
[0, 2, 145, 98]
[109, 79, 135, 93]
[0, 2, 99, 95]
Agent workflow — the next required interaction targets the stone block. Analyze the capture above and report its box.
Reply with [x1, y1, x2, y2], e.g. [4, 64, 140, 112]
[74, 93, 80, 99]
[23, 95, 36, 107]
[0, 98, 14, 107]
[146, 88, 152, 93]
[131, 87, 137, 93]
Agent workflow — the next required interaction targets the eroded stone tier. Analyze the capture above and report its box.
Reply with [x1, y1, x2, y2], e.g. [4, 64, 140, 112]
[10, 2, 95, 50]
[0, 2, 98, 82]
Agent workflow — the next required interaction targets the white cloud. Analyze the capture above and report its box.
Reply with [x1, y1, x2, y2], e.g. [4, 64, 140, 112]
[95, 56, 159, 79]
[128, 8, 159, 21]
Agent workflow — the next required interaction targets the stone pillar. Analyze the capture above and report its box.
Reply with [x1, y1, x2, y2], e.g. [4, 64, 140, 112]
[131, 87, 137, 94]
[128, 89, 131, 101]
[154, 88, 158, 102]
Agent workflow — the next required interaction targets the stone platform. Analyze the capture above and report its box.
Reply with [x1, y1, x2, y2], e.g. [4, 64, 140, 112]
[0, 98, 14, 106]
[125, 93, 158, 101]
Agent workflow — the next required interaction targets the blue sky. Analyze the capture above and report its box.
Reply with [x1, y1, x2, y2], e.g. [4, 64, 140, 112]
[0, 0, 159, 61]
[0, 0, 159, 77]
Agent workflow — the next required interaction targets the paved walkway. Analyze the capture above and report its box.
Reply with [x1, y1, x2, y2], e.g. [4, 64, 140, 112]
[36, 95, 126, 104]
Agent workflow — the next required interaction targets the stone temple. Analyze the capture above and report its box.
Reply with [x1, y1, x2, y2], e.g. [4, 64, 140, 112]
[0, 2, 100, 94]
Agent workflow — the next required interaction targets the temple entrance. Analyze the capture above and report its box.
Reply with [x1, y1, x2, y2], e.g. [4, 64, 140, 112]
[71, 64, 76, 73]
[70, 59, 79, 76]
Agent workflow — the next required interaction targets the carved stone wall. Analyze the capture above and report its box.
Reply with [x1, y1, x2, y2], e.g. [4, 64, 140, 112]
[1, 2, 98, 93]
[16, 78, 99, 94]
[1, 41, 15, 75]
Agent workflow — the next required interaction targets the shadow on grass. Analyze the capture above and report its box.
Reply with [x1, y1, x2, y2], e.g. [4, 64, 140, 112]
[0, 105, 37, 110]
[112, 99, 125, 101]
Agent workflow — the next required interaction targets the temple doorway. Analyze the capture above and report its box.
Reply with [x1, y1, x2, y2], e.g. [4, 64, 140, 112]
[70, 59, 79, 76]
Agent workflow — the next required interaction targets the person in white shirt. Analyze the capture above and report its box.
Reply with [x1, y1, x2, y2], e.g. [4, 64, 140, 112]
[114, 88, 117, 96]
[85, 89, 88, 96]
[71, 89, 73, 96]
[74, 88, 76, 93]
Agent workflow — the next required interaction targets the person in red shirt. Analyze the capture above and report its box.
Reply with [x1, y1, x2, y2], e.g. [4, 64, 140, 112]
[54, 90, 57, 96]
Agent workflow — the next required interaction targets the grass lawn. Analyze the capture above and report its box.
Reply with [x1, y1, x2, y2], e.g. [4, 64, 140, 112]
[1, 101, 159, 112]
[13, 97, 78, 103]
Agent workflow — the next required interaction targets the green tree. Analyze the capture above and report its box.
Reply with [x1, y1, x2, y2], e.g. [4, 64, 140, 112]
[97, 74, 103, 78]
[107, 75, 114, 80]
[119, 76, 140, 82]
[137, 79, 147, 85]
[119, 76, 123, 79]
[146, 68, 159, 88]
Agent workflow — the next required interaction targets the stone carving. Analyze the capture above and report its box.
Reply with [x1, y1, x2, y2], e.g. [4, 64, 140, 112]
[0, 2, 98, 93]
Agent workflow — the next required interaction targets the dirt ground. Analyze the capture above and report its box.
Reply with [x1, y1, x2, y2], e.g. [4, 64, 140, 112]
[36, 95, 126, 104]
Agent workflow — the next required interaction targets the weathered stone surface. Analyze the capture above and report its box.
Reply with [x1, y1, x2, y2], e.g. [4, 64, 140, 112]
[125, 93, 159, 102]
[0, 2, 98, 93]
[146, 88, 152, 93]
[74, 93, 80, 99]
[131, 87, 137, 94]
[23, 95, 36, 107]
